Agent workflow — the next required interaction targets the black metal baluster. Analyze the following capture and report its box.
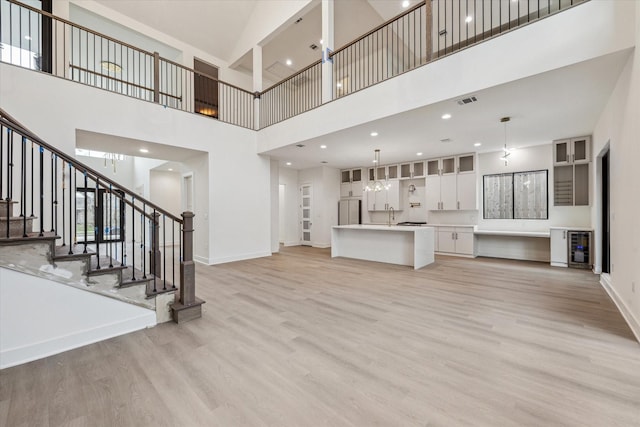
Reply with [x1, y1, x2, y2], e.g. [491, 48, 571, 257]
[21, 136, 27, 237]
[152, 208, 157, 293]
[142, 203, 146, 279]
[120, 193, 125, 267]
[95, 177, 100, 269]
[68, 163, 73, 254]
[162, 214, 166, 290]
[38, 145, 43, 236]
[131, 195, 136, 280]
[0, 125, 3, 202]
[30, 140, 34, 217]
[61, 162, 66, 246]
[109, 185, 113, 268]
[53, 155, 57, 233]
[172, 219, 176, 289]
[83, 171, 88, 253]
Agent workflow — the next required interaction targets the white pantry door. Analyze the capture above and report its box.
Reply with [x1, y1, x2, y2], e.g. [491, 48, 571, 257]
[300, 184, 312, 246]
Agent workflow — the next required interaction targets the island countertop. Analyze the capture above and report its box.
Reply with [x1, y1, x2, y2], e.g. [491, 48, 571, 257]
[331, 225, 435, 269]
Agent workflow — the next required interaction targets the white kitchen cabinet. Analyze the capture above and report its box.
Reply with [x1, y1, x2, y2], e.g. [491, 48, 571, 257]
[400, 161, 425, 179]
[554, 136, 591, 165]
[366, 180, 401, 211]
[340, 168, 364, 198]
[374, 164, 399, 180]
[426, 154, 477, 211]
[553, 136, 591, 206]
[436, 226, 475, 256]
[550, 228, 569, 267]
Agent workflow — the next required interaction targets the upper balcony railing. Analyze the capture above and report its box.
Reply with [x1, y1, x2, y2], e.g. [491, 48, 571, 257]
[1, 0, 587, 131]
[0, 0, 255, 129]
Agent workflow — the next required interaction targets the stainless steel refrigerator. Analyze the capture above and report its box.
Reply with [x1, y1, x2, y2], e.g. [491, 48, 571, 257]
[338, 199, 361, 225]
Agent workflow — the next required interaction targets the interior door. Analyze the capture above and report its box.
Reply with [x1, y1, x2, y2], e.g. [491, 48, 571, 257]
[300, 184, 312, 246]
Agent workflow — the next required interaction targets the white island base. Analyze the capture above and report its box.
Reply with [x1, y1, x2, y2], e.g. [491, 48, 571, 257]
[331, 225, 435, 270]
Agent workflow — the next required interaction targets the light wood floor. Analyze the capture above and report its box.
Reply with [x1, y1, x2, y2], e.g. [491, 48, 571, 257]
[2, 247, 640, 426]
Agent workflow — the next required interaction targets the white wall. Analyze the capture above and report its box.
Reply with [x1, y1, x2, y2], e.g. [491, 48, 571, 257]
[592, 0, 640, 339]
[0, 267, 155, 369]
[150, 170, 181, 218]
[258, 0, 636, 153]
[279, 167, 300, 246]
[270, 159, 280, 253]
[477, 144, 591, 232]
[1, 63, 271, 266]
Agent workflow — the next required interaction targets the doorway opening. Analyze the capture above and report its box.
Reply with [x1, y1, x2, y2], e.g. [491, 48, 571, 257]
[601, 149, 610, 274]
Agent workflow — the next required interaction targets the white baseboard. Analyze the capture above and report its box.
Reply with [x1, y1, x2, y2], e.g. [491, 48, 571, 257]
[600, 274, 640, 343]
[208, 251, 272, 265]
[550, 262, 568, 268]
[312, 243, 331, 249]
[283, 241, 300, 247]
[1, 313, 155, 369]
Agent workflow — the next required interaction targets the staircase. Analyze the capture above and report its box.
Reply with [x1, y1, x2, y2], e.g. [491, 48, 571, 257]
[0, 109, 204, 324]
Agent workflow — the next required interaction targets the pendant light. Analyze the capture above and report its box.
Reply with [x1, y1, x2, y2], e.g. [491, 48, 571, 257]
[500, 116, 511, 166]
[364, 149, 390, 192]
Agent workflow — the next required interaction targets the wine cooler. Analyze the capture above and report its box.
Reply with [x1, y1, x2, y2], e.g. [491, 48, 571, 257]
[568, 231, 592, 269]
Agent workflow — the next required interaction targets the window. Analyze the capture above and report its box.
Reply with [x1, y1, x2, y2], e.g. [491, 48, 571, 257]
[76, 188, 125, 242]
[483, 170, 548, 219]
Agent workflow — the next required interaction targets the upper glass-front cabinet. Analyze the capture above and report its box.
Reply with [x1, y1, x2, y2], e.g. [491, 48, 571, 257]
[554, 137, 591, 165]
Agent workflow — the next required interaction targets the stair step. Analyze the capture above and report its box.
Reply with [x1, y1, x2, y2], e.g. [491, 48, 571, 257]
[87, 255, 127, 276]
[0, 200, 18, 217]
[0, 231, 58, 244]
[53, 244, 94, 261]
[0, 215, 37, 238]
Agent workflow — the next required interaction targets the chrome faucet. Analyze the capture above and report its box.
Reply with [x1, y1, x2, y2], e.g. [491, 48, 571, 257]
[388, 206, 395, 226]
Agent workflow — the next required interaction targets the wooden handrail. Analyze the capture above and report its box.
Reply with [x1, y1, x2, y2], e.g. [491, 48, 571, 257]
[69, 64, 183, 101]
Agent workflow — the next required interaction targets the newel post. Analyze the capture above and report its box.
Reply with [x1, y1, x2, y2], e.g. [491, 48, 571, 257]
[153, 51, 160, 104]
[170, 211, 204, 323]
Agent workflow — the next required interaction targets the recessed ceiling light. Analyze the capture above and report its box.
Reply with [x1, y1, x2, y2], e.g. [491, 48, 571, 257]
[370, 132, 378, 137]
[417, 152, 423, 156]
[402, 0, 410, 8]
[372, 159, 378, 163]
[336, 82, 342, 88]
[320, 145, 327, 149]
[286, 162, 292, 166]
[286, 59, 292, 66]
[320, 39, 324, 44]
[24, 35, 32, 41]
[139, 148, 149, 153]
[474, 142, 482, 147]
[441, 113, 452, 120]
[465, 16, 473, 23]
[168, 168, 173, 171]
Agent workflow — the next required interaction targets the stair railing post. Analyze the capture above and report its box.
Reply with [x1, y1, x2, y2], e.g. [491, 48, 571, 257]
[149, 211, 161, 279]
[170, 211, 204, 323]
[153, 52, 160, 104]
[180, 211, 195, 305]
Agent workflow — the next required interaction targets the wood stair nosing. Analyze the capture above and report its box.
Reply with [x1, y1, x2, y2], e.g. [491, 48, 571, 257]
[0, 231, 58, 244]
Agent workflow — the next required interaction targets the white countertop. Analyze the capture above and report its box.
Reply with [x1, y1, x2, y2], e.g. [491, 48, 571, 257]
[427, 224, 476, 228]
[333, 224, 434, 232]
[474, 229, 550, 238]
[549, 226, 593, 231]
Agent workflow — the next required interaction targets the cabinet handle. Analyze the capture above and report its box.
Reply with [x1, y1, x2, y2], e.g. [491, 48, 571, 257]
[457, 201, 460, 210]
[452, 232, 455, 240]
[563, 230, 566, 239]
[572, 153, 574, 163]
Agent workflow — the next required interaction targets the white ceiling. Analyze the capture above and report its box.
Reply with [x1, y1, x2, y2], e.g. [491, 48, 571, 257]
[263, 50, 630, 170]
[76, 129, 206, 161]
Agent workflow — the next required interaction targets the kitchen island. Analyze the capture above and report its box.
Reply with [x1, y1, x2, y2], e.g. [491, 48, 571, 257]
[331, 225, 435, 270]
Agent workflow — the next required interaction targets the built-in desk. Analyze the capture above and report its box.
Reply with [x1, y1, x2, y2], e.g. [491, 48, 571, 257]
[474, 229, 551, 262]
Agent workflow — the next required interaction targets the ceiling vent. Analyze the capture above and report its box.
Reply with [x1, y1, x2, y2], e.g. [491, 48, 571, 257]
[296, 144, 305, 148]
[457, 95, 478, 105]
[438, 29, 447, 36]
[309, 43, 318, 50]
[440, 138, 452, 143]
[295, 17, 303, 24]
